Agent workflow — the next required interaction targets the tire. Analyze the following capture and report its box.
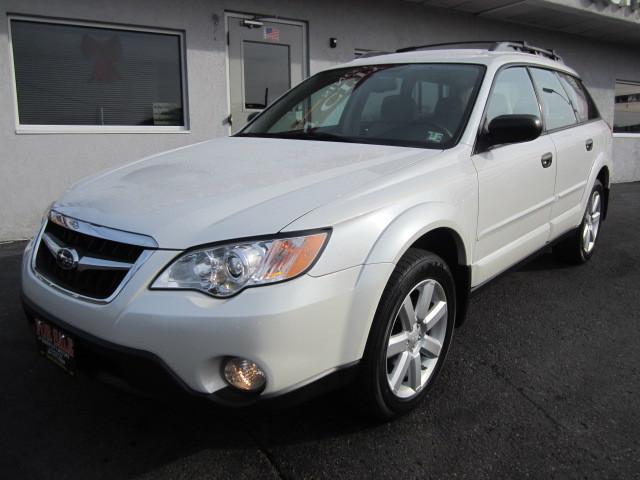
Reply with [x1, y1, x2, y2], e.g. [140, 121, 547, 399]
[356, 248, 456, 420]
[553, 179, 604, 264]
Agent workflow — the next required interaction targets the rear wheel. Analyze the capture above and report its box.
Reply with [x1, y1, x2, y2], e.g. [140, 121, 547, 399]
[357, 249, 455, 419]
[553, 179, 604, 264]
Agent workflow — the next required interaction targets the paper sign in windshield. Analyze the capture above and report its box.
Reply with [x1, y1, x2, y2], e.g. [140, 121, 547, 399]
[427, 131, 444, 143]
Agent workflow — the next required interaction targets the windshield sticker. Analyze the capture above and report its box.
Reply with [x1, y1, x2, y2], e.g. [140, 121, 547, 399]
[426, 131, 444, 143]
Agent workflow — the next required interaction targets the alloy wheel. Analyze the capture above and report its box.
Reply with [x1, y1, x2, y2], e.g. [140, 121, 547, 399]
[385, 279, 448, 399]
[582, 190, 601, 254]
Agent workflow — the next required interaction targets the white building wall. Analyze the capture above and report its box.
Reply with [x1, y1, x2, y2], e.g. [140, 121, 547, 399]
[0, 0, 639, 240]
[613, 136, 640, 182]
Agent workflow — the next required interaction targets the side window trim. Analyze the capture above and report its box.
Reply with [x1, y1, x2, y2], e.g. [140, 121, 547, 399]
[525, 66, 546, 131]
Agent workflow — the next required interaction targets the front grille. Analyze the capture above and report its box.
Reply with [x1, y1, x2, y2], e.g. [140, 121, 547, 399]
[35, 220, 145, 300]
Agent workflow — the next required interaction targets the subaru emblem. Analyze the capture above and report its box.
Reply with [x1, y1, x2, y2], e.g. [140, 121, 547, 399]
[56, 248, 79, 271]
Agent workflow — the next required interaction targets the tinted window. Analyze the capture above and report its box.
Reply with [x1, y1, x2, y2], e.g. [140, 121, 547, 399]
[241, 63, 485, 149]
[485, 67, 540, 124]
[614, 81, 640, 133]
[529, 68, 577, 130]
[243, 41, 291, 109]
[11, 20, 185, 127]
[584, 86, 600, 120]
[557, 73, 598, 122]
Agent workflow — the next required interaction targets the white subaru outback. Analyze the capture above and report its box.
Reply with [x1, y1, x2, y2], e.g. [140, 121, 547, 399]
[21, 41, 612, 418]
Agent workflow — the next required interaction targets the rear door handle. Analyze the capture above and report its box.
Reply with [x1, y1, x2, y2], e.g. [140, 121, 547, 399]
[586, 139, 594, 151]
[541, 152, 553, 168]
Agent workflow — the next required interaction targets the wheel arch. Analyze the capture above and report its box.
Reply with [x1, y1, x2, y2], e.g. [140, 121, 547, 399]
[365, 203, 473, 327]
[409, 227, 471, 327]
[596, 165, 610, 221]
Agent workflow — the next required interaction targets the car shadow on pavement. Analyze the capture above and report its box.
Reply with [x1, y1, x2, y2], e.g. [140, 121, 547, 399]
[515, 250, 576, 272]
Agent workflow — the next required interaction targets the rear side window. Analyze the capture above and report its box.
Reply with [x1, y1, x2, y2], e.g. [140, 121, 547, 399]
[485, 67, 540, 124]
[580, 80, 600, 120]
[529, 68, 577, 131]
[557, 73, 599, 122]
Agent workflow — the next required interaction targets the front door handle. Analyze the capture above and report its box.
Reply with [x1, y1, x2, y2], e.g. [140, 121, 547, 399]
[586, 139, 594, 151]
[541, 152, 553, 168]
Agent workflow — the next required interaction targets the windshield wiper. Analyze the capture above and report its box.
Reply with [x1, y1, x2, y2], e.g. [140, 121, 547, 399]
[238, 130, 358, 143]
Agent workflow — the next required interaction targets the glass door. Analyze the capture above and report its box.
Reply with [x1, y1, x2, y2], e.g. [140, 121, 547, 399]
[227, 16, 306, 133]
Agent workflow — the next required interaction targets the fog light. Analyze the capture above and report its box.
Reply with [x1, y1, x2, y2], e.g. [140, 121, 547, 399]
[223, 357, 266, 392]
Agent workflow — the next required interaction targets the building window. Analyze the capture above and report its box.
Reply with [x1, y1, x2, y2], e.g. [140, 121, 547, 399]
[614, 81, 640, 134]
[9, 17, 187, 132]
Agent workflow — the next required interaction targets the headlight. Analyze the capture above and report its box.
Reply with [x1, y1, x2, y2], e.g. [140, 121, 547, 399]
[151, 230, 330, 298]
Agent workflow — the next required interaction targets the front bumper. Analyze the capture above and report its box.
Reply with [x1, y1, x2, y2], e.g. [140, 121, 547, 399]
[21, 240, 393, 403]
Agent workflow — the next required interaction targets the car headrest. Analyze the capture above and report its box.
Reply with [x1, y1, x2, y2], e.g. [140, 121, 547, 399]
[380, 95, 417, 122]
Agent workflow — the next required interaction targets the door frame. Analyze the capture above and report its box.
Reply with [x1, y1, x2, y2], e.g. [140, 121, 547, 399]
[224, 11, 309, 134]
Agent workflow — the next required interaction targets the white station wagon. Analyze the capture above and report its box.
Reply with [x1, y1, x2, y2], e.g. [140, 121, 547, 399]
[22, 41, 612, 418]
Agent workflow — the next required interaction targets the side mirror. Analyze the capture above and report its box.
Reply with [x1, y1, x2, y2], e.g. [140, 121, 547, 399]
[247, 111, 261, 122]
[482, 114, 542, 149]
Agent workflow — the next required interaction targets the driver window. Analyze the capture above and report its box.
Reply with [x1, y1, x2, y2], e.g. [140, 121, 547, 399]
[486, 67, 540, 125]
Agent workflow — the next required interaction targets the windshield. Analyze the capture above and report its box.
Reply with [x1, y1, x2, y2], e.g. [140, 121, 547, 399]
[238, 63, 485, 149]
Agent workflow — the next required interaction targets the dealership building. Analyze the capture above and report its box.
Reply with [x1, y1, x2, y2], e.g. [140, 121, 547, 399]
[1, 0, 639, 241]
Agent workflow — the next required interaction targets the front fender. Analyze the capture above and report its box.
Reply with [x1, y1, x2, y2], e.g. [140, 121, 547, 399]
[365, 202, 472, 266]
[335, 203, 473, 363]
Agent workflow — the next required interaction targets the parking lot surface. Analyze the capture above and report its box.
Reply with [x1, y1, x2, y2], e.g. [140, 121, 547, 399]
[1, 182, 638, 480]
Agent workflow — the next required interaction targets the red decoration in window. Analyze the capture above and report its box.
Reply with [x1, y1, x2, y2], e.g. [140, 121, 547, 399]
[81, 34, 122, 82]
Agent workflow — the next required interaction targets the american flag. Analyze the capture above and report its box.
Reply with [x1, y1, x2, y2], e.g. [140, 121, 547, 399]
[263, 27, 280, 42]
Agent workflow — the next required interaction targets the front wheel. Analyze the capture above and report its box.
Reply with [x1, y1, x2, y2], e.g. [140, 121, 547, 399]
[356, 249, 456, 419]
[553, 179, 604, 264]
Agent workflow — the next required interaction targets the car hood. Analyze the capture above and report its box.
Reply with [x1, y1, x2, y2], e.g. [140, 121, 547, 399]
[55, 137, 440, 249]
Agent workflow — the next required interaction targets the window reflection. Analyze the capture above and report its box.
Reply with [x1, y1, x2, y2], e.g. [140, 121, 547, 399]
[614, 81, 640, 133]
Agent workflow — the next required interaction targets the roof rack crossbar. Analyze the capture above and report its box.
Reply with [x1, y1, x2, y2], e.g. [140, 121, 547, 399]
[395, 40, 563, 63]
[491, 41, 563, 62]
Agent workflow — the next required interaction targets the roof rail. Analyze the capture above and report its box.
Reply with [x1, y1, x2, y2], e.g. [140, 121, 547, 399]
[396, 40, 563, 63]
[491, 41, 563, 62]
[396, 41, 497, 53]
[355, 50, 390, 59]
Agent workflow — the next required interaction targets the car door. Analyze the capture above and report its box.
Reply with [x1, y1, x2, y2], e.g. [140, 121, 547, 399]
[533, 69, 603, 237]
[472, 66, 557, 285]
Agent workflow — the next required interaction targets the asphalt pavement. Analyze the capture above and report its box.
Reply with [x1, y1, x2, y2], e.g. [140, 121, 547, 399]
[1, 182, 638, 479]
